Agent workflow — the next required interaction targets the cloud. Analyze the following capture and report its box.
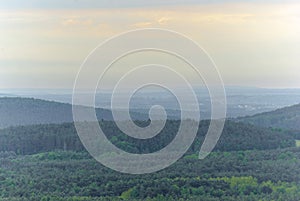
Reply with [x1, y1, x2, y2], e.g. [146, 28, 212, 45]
[61, 18, 94, 26]
[132, 21, 153, 28]
[157, 17, 170, 25]
[132, 17, 171, 28]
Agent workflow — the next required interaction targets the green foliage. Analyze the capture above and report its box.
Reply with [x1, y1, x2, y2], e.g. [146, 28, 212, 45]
[1, 148, 300, 200]
[296, 140, 300, 147]
[215, 176, 258, 195]
[120, 188, 133, 199]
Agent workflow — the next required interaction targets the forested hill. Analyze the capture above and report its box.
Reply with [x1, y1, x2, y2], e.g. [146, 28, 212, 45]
[236, 103, 300, 130]
[0, 120, 294, 155]
[0, 97, 147, 128]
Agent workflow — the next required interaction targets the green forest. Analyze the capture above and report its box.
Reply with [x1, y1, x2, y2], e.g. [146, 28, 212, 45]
[1, 148, 300, 200]
[0, 118, 300, 200]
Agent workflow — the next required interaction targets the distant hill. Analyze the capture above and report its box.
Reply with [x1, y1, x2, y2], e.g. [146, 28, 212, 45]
[236, 103, 300, 130]
[0, 97, 147, 128]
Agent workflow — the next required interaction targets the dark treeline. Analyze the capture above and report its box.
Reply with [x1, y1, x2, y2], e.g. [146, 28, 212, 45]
[0, 120, 295, 155]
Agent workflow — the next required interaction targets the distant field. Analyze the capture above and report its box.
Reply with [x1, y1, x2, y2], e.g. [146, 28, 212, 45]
[296, 140, 300, 147]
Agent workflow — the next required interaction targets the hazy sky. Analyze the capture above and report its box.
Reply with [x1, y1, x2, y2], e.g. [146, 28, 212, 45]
[0, 0, 299, 89]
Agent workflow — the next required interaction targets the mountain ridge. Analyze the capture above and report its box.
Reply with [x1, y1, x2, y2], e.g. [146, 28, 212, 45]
[236, 103, 300, 130]
[0, 97, 148, 128]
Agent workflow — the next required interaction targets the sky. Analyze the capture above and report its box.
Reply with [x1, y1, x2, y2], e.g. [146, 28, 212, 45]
[0, 0, 300, 89]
